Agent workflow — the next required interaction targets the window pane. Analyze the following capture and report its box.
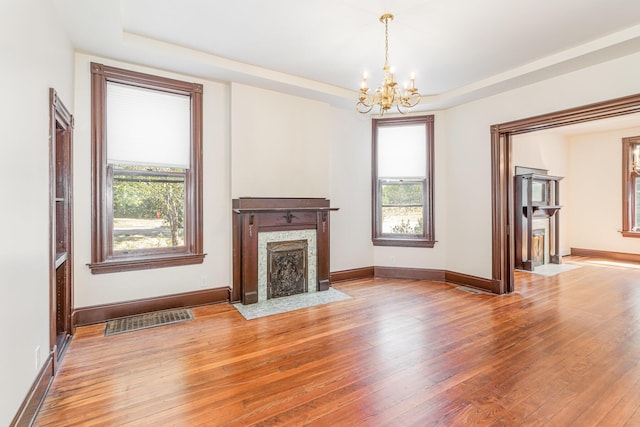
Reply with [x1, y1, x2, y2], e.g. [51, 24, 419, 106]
[377, 124, 426, 177]
[107, 82, 191, 168]
[112, 166, 185, 251]
[381, 182, 423, 206]
[381, 206, 424, 235]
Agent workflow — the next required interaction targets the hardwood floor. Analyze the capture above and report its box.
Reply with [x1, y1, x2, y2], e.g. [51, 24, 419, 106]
[35, 258, 640, 426]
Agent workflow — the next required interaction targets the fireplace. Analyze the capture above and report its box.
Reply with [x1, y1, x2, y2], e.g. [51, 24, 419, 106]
[267, 240, 308, 299]
[232, 198, 337, 304]
[514, 168, 562, 271]
[531, 229, 545, 266]
[258, 230, 316, 302]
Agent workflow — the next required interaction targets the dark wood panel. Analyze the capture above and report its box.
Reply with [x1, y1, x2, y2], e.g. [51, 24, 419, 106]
[233, 197, 330, 210]
[254, 211, 317, 227]
[240, 213, 259, 304]
[231, 211, 242, 303]
[72, 287, 230, 326]
[35, 259, 640, 425]
[316, 211, 330, 291]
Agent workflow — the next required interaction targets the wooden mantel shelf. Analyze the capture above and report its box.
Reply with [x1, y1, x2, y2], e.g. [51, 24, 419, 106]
[233, 207, 339, 214]
[524, 205, 562, 217]
[233, 197, 335, 209]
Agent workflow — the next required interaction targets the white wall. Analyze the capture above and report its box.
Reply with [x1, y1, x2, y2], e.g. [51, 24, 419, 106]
[445, 51, 640, 279]
[568, 126, 640, 253]
[230, 84, 374, 272]
[230, 83, 330, 198]
[328, 109, 373, 271]
[0, 0, 74, 424]
[73, 54, 231, 308]
[512, 132, 571, 255]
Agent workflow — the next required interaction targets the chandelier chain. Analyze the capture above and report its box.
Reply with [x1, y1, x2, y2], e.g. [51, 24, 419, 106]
[384, 16, 389, 70]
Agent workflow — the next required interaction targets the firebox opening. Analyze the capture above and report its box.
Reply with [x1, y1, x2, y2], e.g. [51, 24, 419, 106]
[267, 240, 308, 299]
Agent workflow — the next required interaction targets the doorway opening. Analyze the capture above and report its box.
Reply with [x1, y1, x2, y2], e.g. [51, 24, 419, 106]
[491, 93, 640, 294]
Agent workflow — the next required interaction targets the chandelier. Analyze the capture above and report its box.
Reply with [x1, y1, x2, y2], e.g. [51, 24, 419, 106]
[357, 13, 421, 115]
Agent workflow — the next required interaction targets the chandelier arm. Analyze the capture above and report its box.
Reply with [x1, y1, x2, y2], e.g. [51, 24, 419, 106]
[396, 99, 411, 115]
[356, 101, 375, 114]
[403, 92, 422, 108]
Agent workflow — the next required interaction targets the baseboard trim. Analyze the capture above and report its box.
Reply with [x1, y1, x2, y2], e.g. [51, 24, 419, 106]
[374, 266, 446, 281]
[11, 354, 53, 427]
[72, 266, 501, 326]
[445, 270, 501, 294]
[330, 266, 374, 283]
[571, 247, 640, 264]
[331, 266, 498, 293]
[73, 287, 231, 326]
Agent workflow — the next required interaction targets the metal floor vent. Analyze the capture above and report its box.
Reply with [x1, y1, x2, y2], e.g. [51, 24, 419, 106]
[105, 308, 194, 336]
[455, 286, 486, 295]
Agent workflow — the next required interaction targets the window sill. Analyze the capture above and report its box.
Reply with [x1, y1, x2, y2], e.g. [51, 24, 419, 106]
[372, 237, 437, 248]
[89, 253, 206, 274]
[621, 230, 640, 238]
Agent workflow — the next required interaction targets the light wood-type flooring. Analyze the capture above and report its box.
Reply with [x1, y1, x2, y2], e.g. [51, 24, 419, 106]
[35, 257, 640, 426]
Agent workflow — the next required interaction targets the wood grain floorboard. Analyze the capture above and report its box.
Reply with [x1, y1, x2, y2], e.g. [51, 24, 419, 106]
[34, 258, 640, 426]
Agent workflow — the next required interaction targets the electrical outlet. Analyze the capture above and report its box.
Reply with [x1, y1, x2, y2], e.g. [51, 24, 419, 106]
[390, 256, 396, 265]
[200, 276, 207, 288]
[34, 346, 40, 371]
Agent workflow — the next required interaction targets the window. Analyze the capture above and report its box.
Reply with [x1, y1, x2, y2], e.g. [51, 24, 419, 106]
[372, 115, 435, 247]
[89, 62, 205, 273]
[622, 136, 640, 237]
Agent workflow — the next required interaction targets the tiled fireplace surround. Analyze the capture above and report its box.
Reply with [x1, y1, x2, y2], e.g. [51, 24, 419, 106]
[232, 198, 337, 304]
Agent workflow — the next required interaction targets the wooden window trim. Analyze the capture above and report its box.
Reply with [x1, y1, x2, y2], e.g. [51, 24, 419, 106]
[89, 62, 205, 274]
[372, 115, 436, 248]
[622, 136, 640, 237]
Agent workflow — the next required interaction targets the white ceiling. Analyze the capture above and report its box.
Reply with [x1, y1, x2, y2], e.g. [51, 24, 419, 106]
[53, 0, 640, 110]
